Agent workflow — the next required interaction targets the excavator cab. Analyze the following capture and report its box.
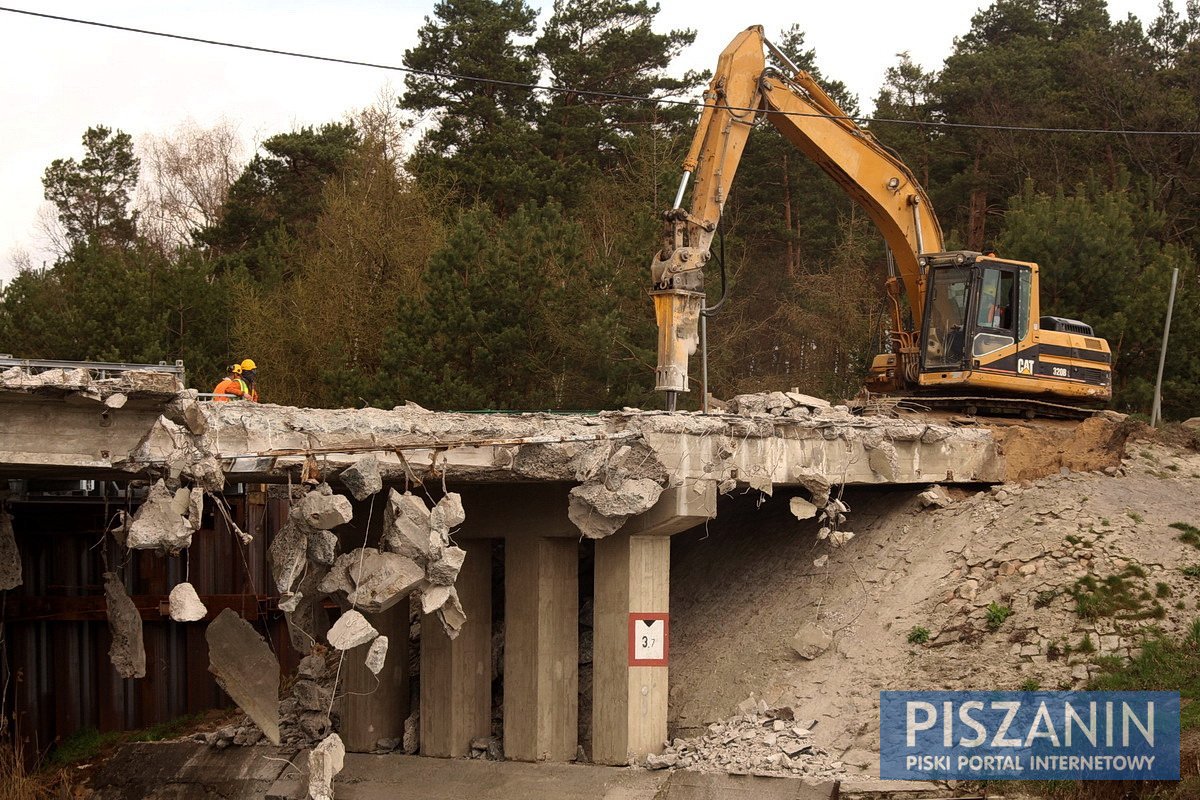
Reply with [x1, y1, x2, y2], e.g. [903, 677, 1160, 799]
[915, 252, 1111, 403]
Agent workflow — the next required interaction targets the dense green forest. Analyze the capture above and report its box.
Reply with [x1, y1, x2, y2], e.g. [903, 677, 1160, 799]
[2, 0, 1198, 417]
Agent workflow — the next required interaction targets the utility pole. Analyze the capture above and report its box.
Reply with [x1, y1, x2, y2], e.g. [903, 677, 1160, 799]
[1150, 267, 1179, 428]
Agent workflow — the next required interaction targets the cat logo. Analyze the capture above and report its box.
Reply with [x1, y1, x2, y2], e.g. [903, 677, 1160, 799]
[1017, 358, 1035, 375]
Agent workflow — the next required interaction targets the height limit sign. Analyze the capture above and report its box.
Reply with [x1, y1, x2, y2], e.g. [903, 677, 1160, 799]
[628, 613, 669, 666]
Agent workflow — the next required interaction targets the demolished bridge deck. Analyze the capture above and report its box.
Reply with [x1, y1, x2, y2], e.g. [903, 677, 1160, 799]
[0, 367, 1001, 494]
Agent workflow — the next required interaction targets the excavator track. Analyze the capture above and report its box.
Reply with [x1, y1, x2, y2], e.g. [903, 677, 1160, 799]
[887, 395, 1100, 420]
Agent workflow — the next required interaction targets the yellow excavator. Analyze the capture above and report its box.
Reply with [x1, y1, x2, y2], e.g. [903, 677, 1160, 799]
[651, 25, 1112, 416]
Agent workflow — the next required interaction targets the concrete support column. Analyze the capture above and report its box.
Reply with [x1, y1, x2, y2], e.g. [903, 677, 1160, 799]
[420, 539, 494, 757]
[341, 603, 409, 753]
[592, 531, 670, 766]
[503, 537, 579, 762]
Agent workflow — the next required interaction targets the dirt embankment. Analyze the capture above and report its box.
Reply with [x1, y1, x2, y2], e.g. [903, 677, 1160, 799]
[986, 414, 1134, 481]
[667, 422, 1200, 781]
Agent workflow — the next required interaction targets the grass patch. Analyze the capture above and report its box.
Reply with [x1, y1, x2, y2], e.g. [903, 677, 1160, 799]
[1183, 565, 1200, 579]
[1070, 566, 1153, 619]
[50, 713, 204, 767]
[1077, 633, 1095, 653]
[906, 626, 930, 645]
[1128, 511, 1144, 523]
[1090, 619, 1200, 732]
[1020, 678, 1041, 691]
[1157, 581, 1173, 598]
[1172, 522, 1200, 549]
[985, 602, 1013, 630]
[0, 734, 88, 800]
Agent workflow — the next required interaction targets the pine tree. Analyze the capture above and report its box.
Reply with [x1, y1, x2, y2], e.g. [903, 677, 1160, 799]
[42, 125, 140, 250]
[400, 0, 543, 209]
[534, 0, 700, 194]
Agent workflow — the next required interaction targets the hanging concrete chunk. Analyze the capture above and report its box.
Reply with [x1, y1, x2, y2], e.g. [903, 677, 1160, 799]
[365, 635, 389, 675]
[206, 608, 281, 744]
[789, 497, 818, 521]
[381, 491, 434, 565]
[168, 581, 207, 622]
[126, 479, 194, 554]
[420, 584, 452, 615]
[567, 477, 664, 539]
[340, 455, 383, 501]
[427, 546, 466, 587]
[437, 587, 467, 639]
[319, 548, 424, 614]
[327, 609, 379, 651]
[0, 510, 22, 590]
[429, 492, 465, 532]
[187, 487, 204, 531]
[307, 733, 345, 800]
[104, 572, 145, 678]
[299, 490, 354, 530]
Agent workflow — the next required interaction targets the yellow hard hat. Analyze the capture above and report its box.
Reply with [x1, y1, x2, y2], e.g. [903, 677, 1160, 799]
[231, 364, 243, 375]
[240, 359, 257, 371]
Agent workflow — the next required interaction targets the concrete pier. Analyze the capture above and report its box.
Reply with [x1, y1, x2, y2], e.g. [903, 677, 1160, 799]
[420, 539, 493, 758]
[503, 536, 578, 762]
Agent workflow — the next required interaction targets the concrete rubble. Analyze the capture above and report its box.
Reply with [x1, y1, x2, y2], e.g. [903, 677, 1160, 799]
[0, 508, 21, 590]
[206, 608, 281, 745]
[568, 477, 664, 539]
[364, 635, 389, 675]
[790, 624, 833, 660]
[646, 702, 844, 781]
[124, 478, 196, 554]
[339, 455, 382, 501]
[307, 733, 345, 800]
[326, 609, 379, 651]
[788, 497, 818, 521]
[103, 572, 146, 679]
[320, 549, 425, 615]
[918, 484, 953, 508]
[299, 488, 354, 530]
[168, 581, 207, 622]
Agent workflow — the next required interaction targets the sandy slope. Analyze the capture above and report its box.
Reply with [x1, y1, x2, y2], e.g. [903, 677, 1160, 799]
[668, 427, 1200, 779]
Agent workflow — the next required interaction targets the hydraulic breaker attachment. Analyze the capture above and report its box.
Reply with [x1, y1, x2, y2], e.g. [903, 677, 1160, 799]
[652, 288, 704, 396]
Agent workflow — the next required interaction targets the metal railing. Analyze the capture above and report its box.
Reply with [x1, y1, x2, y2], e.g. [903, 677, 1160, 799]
[0, 355, 186, 385]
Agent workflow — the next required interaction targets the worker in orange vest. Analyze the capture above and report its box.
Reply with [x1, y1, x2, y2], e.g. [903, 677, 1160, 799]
[212, 364, 248, 402]
[239, 359, 260, 403]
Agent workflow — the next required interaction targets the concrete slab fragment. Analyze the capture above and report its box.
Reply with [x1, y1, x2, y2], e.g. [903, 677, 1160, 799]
[0, 509, 21, 590]
[104, 571, 145, 678]
[206, 607, 281, 745]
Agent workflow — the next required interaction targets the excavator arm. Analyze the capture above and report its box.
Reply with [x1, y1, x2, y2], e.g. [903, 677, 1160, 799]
[652, 25, 944, 397]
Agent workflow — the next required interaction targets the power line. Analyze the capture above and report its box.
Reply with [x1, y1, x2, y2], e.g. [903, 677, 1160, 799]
[4, 4, 1200, 138]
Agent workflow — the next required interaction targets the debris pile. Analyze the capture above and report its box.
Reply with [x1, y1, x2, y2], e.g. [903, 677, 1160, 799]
[726, 391, 838, 418]
[647, 701, 845, 781]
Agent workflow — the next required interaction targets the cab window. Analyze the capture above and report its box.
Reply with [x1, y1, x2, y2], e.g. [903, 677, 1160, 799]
[976, 267, 1015, 331]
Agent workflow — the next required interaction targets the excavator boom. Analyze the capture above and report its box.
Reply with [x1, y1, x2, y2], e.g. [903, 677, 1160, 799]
[653, 25, 1111, 409]
[652, 25, 941, 396]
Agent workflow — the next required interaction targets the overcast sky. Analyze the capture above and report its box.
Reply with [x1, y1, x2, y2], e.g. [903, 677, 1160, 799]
[0, 0, 1166, 283]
